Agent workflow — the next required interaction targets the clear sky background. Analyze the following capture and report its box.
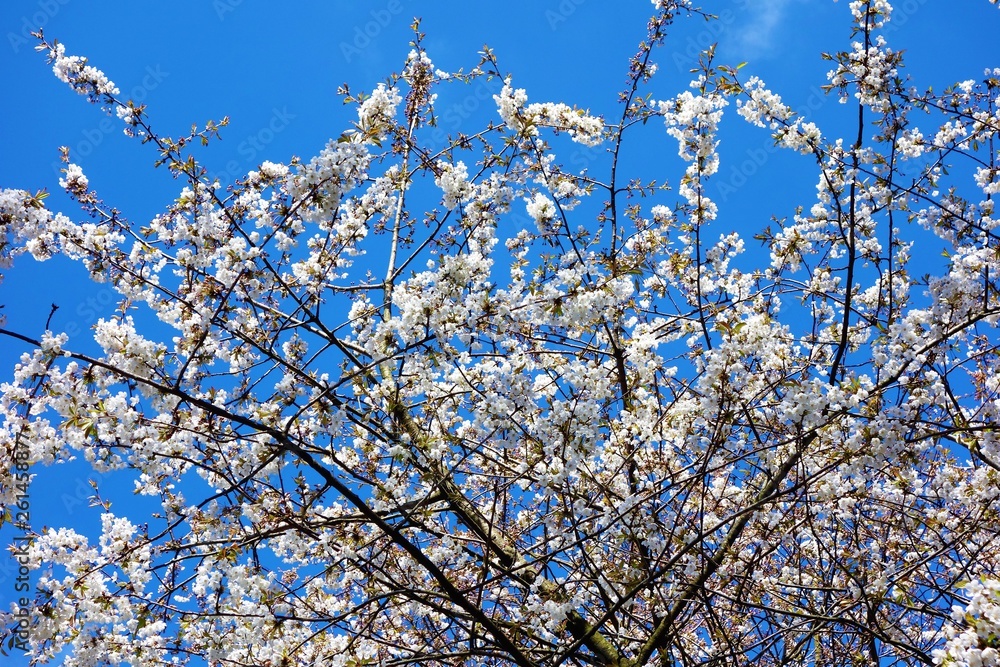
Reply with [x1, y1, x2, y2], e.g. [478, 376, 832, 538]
[0, 1, 998, 663]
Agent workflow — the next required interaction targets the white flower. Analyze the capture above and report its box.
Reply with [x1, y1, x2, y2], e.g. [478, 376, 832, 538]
[495, 78, 530, 127]
[356, 83, 401, 142]
[736, 77, 821, 154]
[47, 41, 119, 99]
[525, 192, 557, 231]
[435, 160, 474, 209]
[936, 579, 1000, 667]
[494, 77, 604, 146]
[658, 89, 727, 171]
[115, 103, 138, 126]
[258, 161, 289, 180]
[59, 163, 89, 193]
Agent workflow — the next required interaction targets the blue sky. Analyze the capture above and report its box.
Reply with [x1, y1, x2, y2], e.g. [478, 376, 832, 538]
[1, 0, 998, 662]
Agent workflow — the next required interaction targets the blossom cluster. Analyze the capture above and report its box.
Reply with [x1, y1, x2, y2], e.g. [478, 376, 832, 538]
[41, 40, 119, 102]
[494, 78, 605, 146]
[936, 579, 1000, 667]
[736, 76, 822, 153]
[354, 83, 402, 143]
[3, 2, 1000, 666]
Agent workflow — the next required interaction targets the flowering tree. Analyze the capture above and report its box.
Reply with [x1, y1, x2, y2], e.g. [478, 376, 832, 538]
[3, 1, 1000, 665]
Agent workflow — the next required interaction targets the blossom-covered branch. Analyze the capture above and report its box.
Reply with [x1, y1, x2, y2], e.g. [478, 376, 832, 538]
[2, 2, 1000, 666]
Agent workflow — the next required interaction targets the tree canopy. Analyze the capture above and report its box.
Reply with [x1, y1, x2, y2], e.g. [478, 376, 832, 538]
[4, 1, 1000, 665]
